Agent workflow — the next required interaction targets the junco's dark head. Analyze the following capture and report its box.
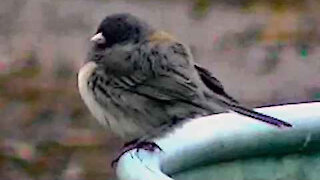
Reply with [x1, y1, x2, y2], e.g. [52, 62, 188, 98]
[91, 13, 153, 49]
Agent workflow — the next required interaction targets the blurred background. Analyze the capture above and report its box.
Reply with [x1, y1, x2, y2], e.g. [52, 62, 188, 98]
[0, 0, 320, 179]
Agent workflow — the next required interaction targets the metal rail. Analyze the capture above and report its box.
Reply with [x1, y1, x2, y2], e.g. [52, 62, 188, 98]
[116, 102, 320, 180]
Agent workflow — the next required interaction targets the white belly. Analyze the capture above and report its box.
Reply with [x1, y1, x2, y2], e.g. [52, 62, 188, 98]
[78, 62, 111, 127]
[77, 62, 143, 140]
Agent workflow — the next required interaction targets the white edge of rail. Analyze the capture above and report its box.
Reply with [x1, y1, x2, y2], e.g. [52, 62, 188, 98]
[116, 102, 320, 180]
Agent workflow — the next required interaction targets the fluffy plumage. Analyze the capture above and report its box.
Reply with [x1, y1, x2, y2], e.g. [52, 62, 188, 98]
[78, 13, 292, 141]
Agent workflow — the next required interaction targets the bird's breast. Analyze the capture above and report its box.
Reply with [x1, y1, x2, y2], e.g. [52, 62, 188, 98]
[78, 62, 145, 140]
[78, 62, 109, 126]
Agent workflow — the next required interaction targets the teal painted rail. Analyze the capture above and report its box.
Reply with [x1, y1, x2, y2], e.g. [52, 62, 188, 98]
[115, 102, 320, 180]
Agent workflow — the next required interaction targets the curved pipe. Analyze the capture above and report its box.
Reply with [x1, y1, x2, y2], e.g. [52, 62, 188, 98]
[116, 102, 320, 180]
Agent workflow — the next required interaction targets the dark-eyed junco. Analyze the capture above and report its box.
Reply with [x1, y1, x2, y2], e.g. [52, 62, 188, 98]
[78, 13, 292, 145]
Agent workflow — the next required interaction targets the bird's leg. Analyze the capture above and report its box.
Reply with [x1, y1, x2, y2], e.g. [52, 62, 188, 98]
[111, 117, 185, 167]
[111, 139, 162, 167]
[111, 117, 182, 166]
[111, 139, 139, 167]
[110, 117, 185, 167]
[135, 141, 162, 152]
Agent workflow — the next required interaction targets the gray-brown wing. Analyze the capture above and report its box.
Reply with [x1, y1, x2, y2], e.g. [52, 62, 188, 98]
[131, 42, 293, 128]
[194, 64, 239, 103]
[193, 66, 292, 128]
[119, 42, 204, 102]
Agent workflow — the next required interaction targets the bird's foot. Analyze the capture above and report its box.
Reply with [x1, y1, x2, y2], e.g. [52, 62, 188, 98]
[111, 140, 162, 167]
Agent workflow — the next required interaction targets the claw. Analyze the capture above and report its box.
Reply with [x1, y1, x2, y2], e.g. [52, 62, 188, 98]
[111, 141, 162, 168]
[136, 141, 162, 152]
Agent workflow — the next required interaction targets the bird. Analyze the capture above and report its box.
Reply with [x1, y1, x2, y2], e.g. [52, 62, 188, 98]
[78, 13, 292, 151]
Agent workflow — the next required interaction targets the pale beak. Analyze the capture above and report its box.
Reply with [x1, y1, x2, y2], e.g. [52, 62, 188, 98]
[90, 32, 106, 44]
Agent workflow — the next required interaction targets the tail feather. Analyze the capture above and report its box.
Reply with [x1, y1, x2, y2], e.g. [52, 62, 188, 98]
[219, 100, 292, 128]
